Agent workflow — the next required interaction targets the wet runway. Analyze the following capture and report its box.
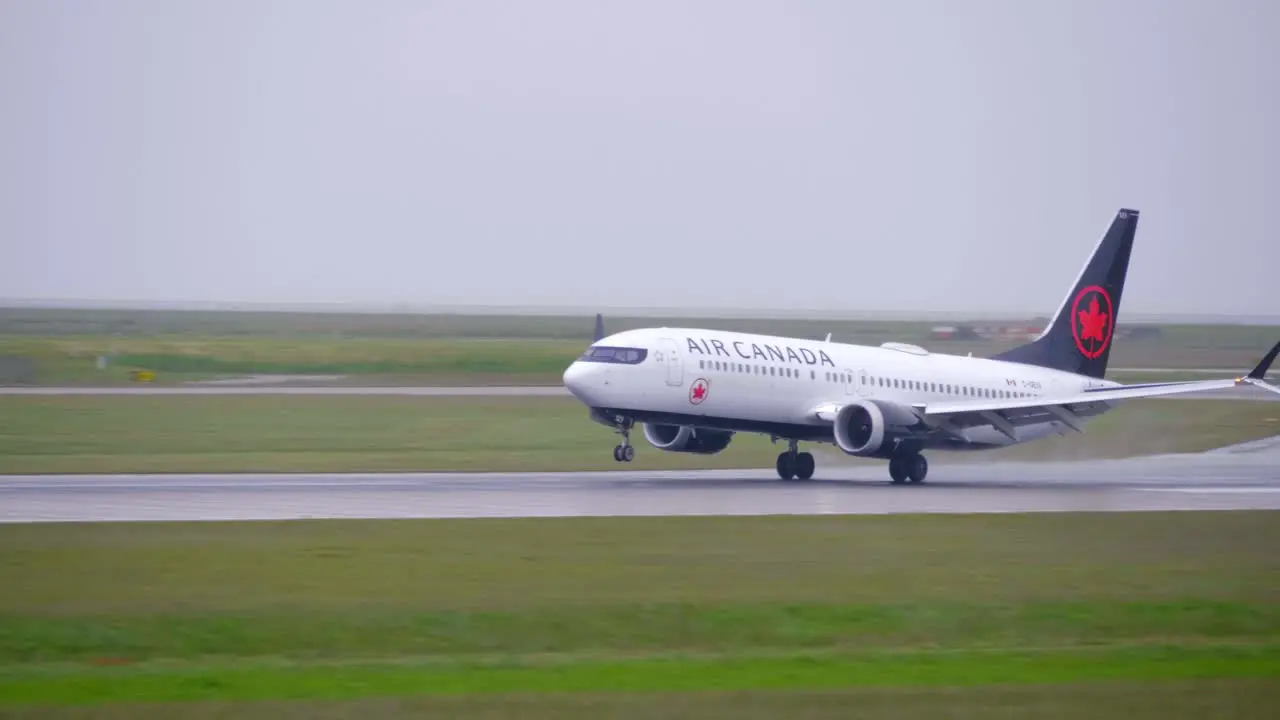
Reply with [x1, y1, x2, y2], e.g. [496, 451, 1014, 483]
[2, 442, 1278, 523]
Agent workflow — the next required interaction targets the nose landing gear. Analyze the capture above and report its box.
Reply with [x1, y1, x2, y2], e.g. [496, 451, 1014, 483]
[775, 439, 816, 480]
[611, 415, 635, 463]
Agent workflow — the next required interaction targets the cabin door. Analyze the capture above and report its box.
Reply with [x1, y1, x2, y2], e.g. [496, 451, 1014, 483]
[658, 337, 683, 386]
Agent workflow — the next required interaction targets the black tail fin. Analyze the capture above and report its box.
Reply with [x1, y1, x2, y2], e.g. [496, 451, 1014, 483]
[593, 313, 605, 342]
[993, 208, 1139, 378]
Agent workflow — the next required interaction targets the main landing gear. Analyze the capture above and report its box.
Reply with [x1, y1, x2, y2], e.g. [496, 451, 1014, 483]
[776, 440, 816, 481]
[888, 451, 928, 484]
[611, 416, 635, 463]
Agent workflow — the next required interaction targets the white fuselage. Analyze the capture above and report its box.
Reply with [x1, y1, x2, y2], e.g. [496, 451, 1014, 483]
[562, 327, 1118, 451]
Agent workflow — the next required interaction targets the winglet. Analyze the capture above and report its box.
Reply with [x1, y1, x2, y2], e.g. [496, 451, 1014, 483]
[1246, 340, 1280, 380]
[593, 313, 605, 342]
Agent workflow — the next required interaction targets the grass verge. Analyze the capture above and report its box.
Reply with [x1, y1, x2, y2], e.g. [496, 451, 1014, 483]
[0, 396, 1277, 474]
[0, 512, 1277, 710]
[7, 681, 1275, 720]
[4, 645, 1277, 706]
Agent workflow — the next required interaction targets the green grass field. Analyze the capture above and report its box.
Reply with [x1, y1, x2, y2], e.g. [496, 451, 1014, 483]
[3, 340, 1271, 389]
[1, 512, 1277, 716]
[1, 308, 1276, 387]
[0, 396, 1276, 474]
[0, 336, 583, 385]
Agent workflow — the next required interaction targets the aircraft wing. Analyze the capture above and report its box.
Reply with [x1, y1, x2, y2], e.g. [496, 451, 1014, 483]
[918, 341, 1280, 438]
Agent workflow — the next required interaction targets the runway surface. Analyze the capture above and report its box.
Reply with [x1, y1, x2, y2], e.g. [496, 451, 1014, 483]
[2, 385, 1276, 400]
[3, 441, 1278, 523]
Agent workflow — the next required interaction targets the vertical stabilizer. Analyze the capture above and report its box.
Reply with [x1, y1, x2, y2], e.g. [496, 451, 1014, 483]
[994, 208, 1139, 378]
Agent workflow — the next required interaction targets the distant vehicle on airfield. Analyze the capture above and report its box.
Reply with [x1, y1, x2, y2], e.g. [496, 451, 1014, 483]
[562, 209, 1280, 484]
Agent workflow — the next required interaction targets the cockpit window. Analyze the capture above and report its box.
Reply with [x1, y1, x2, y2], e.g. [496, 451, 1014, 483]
[578, 346, 648, 364]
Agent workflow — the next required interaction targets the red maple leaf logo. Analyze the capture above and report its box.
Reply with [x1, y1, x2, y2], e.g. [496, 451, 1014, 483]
[1077, 296, 1109, 343]
[692, 383, 706, 400]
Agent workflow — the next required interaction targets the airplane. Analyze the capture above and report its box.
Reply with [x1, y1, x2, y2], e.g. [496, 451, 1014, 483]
[562, 208, 1280, 483]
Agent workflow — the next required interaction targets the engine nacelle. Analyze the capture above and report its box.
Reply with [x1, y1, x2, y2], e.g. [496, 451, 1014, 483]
[832, 400, 920, 457]
[642, 423, 734, 455]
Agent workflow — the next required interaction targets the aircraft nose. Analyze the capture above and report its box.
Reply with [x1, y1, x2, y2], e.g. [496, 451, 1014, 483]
[562, 361, 590, 399]
[563, 360, 606, 404]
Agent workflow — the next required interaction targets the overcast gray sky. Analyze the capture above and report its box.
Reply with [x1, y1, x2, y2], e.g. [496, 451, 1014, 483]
[2, 0, 1277, 317]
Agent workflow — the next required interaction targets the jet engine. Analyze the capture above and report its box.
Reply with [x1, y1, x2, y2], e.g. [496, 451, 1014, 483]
[832, 400, 921, 457]
[642, 423, 734, 454]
